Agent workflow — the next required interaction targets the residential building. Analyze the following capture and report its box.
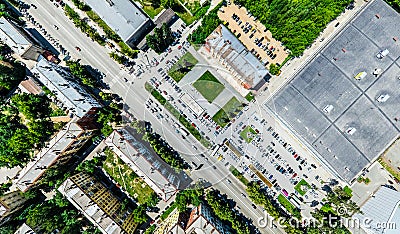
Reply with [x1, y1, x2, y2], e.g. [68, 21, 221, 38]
[15, 118, 97, 192]
[105, 127, 191, 201]
[185, 204, 232, 234]
[353, 186, 400, 234]
[58, 172, 137, 234]
[83, 0, 154, 48]
[205, 24, 271, 91]
[18, 77, 43, 95]
[31, 57, 101, 118]
[0, 191, 29, 226]
[0, 17, 44, 60]
[155, 204, 232, 234]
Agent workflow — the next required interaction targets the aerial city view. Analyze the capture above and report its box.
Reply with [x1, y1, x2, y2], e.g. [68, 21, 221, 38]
[0, 0, 399, 233]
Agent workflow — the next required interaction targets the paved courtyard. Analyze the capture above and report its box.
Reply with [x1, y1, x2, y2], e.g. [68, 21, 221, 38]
[265, 0, 400, 183]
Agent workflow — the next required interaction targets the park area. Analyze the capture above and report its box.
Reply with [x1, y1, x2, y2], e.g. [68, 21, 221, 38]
[168, 52, 198, 82]
[102, 149, 155, 205]
[294, 179, 311, 196]
[192, 71, 224, 103]
[240, 126, 257, 143]
[212, 97, 243, 127]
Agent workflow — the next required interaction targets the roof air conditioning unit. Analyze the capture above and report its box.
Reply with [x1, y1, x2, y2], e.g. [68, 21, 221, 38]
[377, 94, 390, 103]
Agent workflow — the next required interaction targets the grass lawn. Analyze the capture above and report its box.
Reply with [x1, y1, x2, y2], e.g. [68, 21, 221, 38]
[133, 0, 163, 19]
[103, 150, 155, 204]
[168, 52, 198, 82]
[192, 71, 224, 103]
[245, 92, 255, 102]
[212, 97, 243, 127]
[294, 179, 311, 196]
[142, 5, 163, 18]
[240, 126, 257, 143]
[277, 194, 300, 218]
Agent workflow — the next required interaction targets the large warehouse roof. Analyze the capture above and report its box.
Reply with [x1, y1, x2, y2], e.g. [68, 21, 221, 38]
[83, 0, 150, 42]
[265, 0, 400, 183]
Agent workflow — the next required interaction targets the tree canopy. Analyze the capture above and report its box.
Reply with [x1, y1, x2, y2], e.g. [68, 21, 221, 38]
[66, 60, 98, 87]
[0, 94, 54, 167]
[146, 23, 175, 54]
[0, 60, 26, 91]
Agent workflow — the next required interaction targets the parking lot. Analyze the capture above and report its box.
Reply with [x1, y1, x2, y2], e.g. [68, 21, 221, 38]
[211, 109, 332, 215]
[218, 3, 289, 66]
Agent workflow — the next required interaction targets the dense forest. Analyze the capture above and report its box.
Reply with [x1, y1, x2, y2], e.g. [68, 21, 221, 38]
[234, 0, 352, 56]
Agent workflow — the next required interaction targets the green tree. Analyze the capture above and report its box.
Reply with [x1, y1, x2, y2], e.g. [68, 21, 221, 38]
[66, 60, 98, 87]
[269, 63, 280, 75]
[0, 61, 25, 90]
[146, 23, 175, 53]
[160, 0, 175, 8]
[11, 93, 51, 120]
[132, 205, 148, 223]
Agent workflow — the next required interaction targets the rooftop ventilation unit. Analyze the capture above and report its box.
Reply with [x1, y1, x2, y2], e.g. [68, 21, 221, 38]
[376, 49, 389, 59]
[377, 94, 390, 103]
[373, 68, 382, 77]
[354, 71, 367, 80]
[323, 105, 334, 114]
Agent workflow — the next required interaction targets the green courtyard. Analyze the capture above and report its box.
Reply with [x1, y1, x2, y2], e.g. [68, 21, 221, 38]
[240, 126, 257, 143]
[294, 179, 311, 196]
[168, 52, 198, 82]
[193, 71, 224, 103]
[212, 97, 243, 127]
[102, 149, 155, 205]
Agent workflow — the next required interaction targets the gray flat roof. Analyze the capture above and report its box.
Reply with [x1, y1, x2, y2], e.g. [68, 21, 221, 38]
[32, 58, 101, 118]
[0, 17, 32, 55]
[265, 0, 400, 183]
[83, 0, 150, 42]
[353, 186, 400, 234]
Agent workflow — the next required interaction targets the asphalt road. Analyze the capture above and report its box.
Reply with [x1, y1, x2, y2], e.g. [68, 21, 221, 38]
[22, 0, 284, 232]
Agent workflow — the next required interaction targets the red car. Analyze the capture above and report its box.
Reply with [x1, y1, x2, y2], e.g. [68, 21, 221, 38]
[191, 123, 196, 128]
[75, 46, 81, 51]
